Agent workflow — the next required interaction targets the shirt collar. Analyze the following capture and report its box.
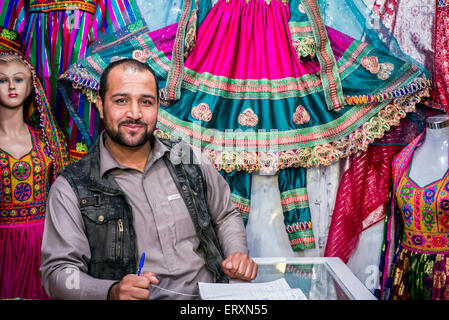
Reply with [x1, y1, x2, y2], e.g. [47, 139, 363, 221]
[99, 131, 169, 177]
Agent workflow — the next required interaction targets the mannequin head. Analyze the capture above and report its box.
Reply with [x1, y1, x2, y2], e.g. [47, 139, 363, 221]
[426, 115, 449, 130]
[425, 115, 449, 139]
[0, 54, 33, 111]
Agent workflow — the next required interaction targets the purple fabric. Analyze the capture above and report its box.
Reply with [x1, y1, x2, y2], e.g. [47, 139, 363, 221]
[302, 25, 355, 74]
[149, 22, 178, 61]
[432, 254, 449, 299]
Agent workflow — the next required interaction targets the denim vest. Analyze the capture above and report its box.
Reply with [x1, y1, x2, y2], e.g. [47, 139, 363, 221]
[60, 136, 228, 283]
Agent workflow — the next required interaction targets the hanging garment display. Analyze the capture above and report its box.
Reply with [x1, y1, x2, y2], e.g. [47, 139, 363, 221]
[59, 0, 430, 252]
[381, 130, 449, 299]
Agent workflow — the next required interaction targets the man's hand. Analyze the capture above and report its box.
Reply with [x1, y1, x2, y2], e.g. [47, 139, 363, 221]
[221, 252, 258, 281]
[108, 272, 159, 300]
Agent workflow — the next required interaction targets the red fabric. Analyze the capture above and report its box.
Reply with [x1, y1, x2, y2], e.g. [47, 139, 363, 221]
[432, 5, 449, 112]
[324, 110, 430, 263]
[324, 144, 401, 263]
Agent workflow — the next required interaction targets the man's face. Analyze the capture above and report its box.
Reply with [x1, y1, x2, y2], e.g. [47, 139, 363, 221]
[97, 65, 159, 148]
[0, 59, 32, 110]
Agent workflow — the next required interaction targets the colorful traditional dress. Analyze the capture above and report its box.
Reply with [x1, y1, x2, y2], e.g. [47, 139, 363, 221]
[0, 29, 69, 299]
[381, 132, 449, 300]
[0, 127, 54, 299]
[58, 0, 430, 252]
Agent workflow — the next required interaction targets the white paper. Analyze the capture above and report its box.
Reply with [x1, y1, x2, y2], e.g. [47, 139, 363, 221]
[198, 278, 308, 300]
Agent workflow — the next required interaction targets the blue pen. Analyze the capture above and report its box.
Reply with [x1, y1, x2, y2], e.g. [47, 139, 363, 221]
[137, 252, 145, 276]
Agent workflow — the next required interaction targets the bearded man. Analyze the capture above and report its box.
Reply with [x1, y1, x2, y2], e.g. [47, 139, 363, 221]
[40, 59, 257, 300]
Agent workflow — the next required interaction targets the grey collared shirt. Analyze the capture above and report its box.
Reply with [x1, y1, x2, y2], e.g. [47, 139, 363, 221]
[40, 135, 248, 300]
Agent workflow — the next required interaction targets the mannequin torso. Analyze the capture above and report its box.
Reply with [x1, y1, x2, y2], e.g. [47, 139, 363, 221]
[409, 115, 449, 187]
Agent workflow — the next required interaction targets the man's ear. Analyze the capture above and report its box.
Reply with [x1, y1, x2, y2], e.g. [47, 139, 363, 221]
[96, 95, 104, 120]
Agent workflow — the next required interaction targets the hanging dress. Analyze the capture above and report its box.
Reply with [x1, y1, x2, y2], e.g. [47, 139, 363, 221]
[58, 0, 430, 252]
[381, 132, 449, 300]
[0, 29, 69, 299]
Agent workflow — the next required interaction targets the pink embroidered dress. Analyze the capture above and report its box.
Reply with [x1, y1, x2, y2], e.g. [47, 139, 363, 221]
[0, 126, 53, 300]
[381, 132, 449, 299]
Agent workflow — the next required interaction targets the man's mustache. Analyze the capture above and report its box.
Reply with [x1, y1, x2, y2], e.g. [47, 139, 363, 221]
[118, 120, 148, 127]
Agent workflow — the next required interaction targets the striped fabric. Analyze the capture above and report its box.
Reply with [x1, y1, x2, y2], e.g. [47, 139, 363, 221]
[0, 0, 27, 33]
[324, 144, 403, 263]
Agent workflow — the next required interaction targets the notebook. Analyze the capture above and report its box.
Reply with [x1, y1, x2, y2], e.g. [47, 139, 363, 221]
[198, 278, 308, 300]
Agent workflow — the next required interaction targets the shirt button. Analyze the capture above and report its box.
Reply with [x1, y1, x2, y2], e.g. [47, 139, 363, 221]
[182, 185, 188, 191]
[98, 215, 105, 222]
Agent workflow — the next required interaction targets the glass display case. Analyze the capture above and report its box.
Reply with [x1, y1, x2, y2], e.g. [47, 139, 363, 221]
[252, 257, 377, 300]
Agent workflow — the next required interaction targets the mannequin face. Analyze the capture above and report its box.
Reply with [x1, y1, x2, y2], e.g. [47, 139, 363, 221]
[0, 59, 33, 110]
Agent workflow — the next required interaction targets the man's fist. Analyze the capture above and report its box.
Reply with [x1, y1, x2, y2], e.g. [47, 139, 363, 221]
[221, 252, 258, 281]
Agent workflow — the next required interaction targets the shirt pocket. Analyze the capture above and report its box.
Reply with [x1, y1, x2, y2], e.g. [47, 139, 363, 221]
[167, 193, 197, 244]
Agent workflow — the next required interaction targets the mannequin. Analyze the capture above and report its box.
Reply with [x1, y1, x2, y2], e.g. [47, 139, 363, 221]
[380, 114, 449, 300]
[0, 48, 69, 299]
[409, 115, 449, 187]
[0, 54, 52, 300]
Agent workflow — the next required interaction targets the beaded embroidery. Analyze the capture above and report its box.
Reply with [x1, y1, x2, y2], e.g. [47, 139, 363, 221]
[361, 56, 380, 74]
[378, 62, 395, 80]
[292, 37, 316, 62]
[132, 49, 151, 63]
[0, 28, 17, 41]
[394, 158, 449, 253]
[0, 26, 21, 51]
[438, 0, 449, 8]
[293, 105, 311, 124]
[238, 108, 258, 127]
[155, 83, 429, 174]
[191, 103, 212, 122]
[0, 127, 52, 225]
[29, 0, 97, 14]
[361, 55, 394, 80]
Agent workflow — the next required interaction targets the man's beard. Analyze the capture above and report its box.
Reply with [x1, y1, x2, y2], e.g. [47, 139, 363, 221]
[104, 118, 153, 148]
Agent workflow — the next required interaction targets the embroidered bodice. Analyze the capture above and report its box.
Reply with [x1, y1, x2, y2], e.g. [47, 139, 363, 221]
[29, 0, 97, 14]
[0, 126, 53, 225]
[395, 160, 449, 253]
